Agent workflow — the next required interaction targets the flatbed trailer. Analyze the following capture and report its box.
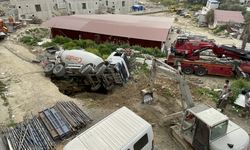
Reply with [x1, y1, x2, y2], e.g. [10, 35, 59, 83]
[166, 55, 250, 77]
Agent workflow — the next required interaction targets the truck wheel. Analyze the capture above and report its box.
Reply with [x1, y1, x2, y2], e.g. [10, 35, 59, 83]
[195, 67, 207, 76]
[91, 83, 101, 91]
[53, 64, 65, 77]
[104, 84, 114, 91]
[44, 63, 55, 75]
[96, 64, 106, 76]
[81, 64, 94, 75]
[182, 67, 193, 75]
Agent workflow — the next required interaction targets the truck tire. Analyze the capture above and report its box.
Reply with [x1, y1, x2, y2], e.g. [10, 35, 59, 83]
[195, 67, 207, 76]
[53, 64, 65, 77]
[182, 67, 193, 75]
[103, 84, 114, 91]
[96, 63, 106, 76]
[91, 83, 101, 91]
[81, 64, 94, 75]
[44, 63, 55, 75]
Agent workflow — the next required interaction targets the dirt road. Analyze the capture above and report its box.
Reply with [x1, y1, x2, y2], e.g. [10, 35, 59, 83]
[149, 12, 243, 47]
[0, 41, 76, 124]
[0, 40, 181, 149]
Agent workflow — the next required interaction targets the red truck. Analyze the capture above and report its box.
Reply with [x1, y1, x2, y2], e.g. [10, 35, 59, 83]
[167, 36, 250, 77]
[173, 36, 250, 61]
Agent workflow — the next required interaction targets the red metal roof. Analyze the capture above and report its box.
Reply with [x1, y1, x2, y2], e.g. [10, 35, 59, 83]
[214, 10, 245, 24]
[42, 14, 174, 42]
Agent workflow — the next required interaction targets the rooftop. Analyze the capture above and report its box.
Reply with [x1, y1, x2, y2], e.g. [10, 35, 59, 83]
[42, 14, 174, 42]
[214, 10, 245, 24]
[195, 107, 228, 127]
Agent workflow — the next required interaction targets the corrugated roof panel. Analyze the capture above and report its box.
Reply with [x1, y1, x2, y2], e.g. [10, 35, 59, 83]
[65, 107, 151, 150]
[42, 15, 174, 42]
[214, 10, 245, 24]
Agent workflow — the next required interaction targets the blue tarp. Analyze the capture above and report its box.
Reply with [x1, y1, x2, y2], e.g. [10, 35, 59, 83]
[132, 5, 144, 11]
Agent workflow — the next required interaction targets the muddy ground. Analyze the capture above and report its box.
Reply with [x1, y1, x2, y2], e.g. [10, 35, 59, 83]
[0, 39, 249, 150]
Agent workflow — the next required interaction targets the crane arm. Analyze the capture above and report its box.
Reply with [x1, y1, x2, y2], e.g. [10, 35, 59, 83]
[151, 59, 194, 110]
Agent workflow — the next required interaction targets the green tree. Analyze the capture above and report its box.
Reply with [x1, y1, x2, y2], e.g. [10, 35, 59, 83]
[206, 9, 214, 25]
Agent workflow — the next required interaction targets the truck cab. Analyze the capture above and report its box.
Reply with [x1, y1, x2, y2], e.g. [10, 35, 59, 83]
[180, 104, 249, 150]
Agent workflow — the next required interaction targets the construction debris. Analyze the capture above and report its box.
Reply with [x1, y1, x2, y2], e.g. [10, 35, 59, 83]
[2, 101, 91, 150]
[39, 101, 92, 140]
[4, 117, 55, 150]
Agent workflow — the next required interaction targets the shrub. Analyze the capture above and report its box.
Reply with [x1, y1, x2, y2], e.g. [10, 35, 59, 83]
[98, 43, 113, 56]
[42, 36, 166, 58]
[74, 39, 87, 48]
[213, 25, 227, 34]
[85, 39, 97, 48]
[188, 4, 203, 11]
[42, 41, 57, 47]
[230, 79, 250, 103]
[196, 88, 219, 102]
[20, 36, 41, 46]
[85, 48, 101, 57]
[63, 41, 79, 49]
[53, 36, 71, 45]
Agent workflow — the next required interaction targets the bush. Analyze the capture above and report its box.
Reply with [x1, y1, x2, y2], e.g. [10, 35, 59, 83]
[230, 79, 250, 103]
[188, 4, 203, 11]
[20, 36, 42, 46]
[85, 48, 102, 57]
[213, 25, 227, 34]
[42, 41, 57, 47]
[63, 41, 79, 49]
[85, 39, 97, 48]
[52, 36, 71, 45]
[196, 88, 219, 102]
[98, 43, 114, 56]
[74, 39, 87, 48]
[42, 36, 166, 58]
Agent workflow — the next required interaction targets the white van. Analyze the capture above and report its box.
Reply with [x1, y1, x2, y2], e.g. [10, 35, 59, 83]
[63, 107, 154, 150]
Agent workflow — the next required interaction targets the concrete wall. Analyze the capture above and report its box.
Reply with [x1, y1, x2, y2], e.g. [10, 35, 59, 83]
[10, 0, 54, 20]
[10, 0, 138, 20]
[65, 0, 137, 15]
[66, 0, 100, 14]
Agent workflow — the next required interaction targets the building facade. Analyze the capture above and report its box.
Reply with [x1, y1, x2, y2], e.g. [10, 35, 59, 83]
[65, 0, 138, 15]
[10, 0, 138, 21]
[10, 0, 55, 20]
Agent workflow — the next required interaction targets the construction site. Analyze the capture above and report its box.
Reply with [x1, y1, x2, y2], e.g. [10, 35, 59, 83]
[0, 1, 250, 150]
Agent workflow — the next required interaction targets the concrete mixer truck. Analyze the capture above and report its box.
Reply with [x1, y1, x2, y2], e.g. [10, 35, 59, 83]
[43, 49, 130, 94]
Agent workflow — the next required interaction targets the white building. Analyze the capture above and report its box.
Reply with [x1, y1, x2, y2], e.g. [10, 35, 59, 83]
[206, 0, 219, 10]
[9, 0, 55, 21]
[65, 0, 138, 15]
[65, 0, 100, 14]
[10, 0, 137, 21]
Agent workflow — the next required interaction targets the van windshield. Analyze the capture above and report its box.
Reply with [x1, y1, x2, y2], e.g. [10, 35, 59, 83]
[210, 121, 228, 141]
